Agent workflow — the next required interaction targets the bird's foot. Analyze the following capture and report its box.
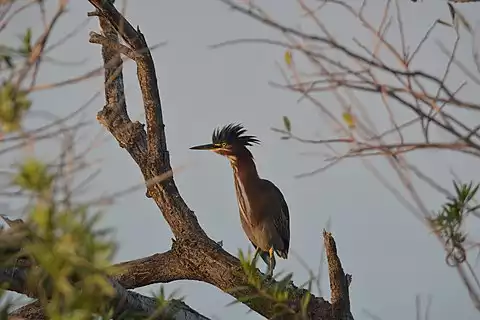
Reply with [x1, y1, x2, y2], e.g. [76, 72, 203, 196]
[266, 247, 276, 280]
[263, 270, 275, 284]
[216, 240, 223, 248]
[264, 265, 274, 281]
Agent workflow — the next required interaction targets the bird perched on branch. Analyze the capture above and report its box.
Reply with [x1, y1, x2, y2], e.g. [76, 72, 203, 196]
[190, 123, 290, 277]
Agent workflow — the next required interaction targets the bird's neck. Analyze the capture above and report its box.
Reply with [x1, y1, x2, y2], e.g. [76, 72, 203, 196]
[229, 151, 259, 183]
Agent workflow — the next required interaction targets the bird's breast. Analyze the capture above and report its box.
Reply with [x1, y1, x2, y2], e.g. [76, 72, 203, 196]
[233, 175, 260, 227]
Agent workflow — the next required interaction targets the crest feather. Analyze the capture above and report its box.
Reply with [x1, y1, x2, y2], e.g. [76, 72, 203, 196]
[212, 123, 260, 147]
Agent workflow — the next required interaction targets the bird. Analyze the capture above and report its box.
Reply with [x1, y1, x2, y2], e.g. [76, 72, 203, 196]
[190, 123, 290, 278]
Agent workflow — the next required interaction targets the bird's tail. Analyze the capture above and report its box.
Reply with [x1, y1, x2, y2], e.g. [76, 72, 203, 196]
[275, 249, 288, 259]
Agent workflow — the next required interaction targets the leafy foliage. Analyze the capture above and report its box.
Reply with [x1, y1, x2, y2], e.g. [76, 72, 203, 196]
[20, 195, 118, 318]
[13, 158, 54, 194]
[0, 81, 31, 133]
[430, 181, 479, 266]
[5, 156, 118, 319]
[227, 249, 312, 319]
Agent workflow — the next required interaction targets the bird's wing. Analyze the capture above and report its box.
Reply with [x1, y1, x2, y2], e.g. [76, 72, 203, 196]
[263, 179, 290, 258]
[239, 212, 271, 265]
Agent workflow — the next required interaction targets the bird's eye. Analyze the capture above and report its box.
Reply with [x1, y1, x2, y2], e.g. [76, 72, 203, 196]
[221, 142, 228, 148]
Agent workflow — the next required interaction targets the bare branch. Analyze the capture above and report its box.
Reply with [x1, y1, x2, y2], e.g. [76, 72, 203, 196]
[88, 0, 206, 241]
[15, 0, 68, 87]
[324, 231, 353, 320]
[87, 0, 165, 169]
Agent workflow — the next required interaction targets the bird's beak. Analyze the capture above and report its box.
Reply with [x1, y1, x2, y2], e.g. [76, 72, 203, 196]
[189, 143, 217, 151]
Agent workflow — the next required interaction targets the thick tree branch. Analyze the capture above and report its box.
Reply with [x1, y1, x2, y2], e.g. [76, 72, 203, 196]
[2, 266, 211, 320]
[112, 239, 334, 319]
[109, 279, 212, 320]
[9, 301, 43, 320]
[112, 247, 200, 288]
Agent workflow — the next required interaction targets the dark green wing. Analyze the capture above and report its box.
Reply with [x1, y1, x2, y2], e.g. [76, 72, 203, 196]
[263, 179, 290, 259]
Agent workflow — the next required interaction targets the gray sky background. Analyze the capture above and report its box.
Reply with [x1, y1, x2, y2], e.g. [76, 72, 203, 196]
[5, 0, 480, 319]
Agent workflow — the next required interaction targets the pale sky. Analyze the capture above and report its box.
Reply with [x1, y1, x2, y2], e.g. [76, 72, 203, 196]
[5, 0, 480, 319]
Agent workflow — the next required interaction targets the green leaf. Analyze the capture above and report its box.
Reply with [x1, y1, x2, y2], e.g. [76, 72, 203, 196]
[301, 291, 311, 312]
[0, 82, 32, 133]
[468, 184, 479, 201]
[22, 28, 32, 54]
[276, 272, 293, 290]
[275, 289, 289, 302]
[284, 50, 292, 66]
[13, 157, 54, 193]
[342, 111, 356, 129]
[282, 116, 291, 132]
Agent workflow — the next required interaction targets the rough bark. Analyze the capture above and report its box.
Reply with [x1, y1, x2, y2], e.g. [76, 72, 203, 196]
[324, 231, 353, 320]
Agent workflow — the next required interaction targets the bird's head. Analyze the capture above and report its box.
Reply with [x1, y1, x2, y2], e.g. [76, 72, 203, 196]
[189, 123, 260, 157]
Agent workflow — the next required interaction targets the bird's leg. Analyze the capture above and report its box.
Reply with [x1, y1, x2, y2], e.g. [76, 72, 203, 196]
[267, 247, 276, 279]
[252, 247, 261, 265]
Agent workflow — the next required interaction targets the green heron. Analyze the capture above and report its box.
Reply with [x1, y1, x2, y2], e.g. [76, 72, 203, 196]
[190, 123, 290, 277]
